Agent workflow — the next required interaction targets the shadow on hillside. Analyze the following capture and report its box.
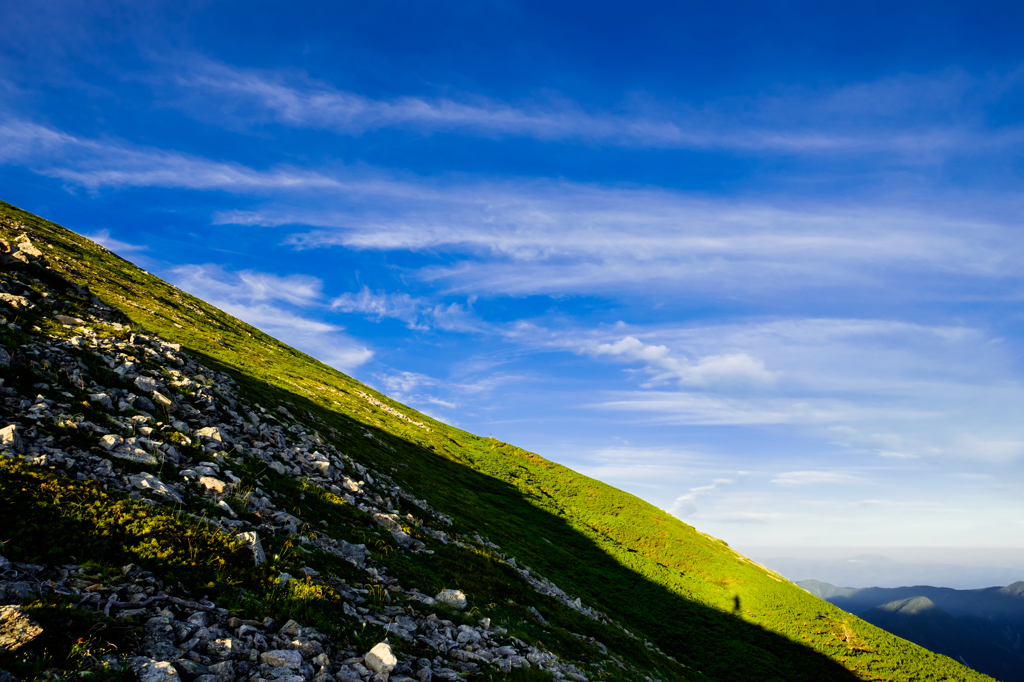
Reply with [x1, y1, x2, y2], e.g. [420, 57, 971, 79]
[200, 356, 861, 682]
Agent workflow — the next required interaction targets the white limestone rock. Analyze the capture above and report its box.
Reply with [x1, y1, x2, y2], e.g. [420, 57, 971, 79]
[364, 642, 397, 673]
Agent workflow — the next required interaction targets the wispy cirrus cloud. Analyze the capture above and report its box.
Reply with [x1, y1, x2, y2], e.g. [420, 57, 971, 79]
[330, 287, 429, 329]
[329, 287, 487, 333]
[165, 57, 1024, 155]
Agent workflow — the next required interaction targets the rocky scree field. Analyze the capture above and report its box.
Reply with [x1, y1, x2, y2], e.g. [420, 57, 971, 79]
[0, 199, 996, 682]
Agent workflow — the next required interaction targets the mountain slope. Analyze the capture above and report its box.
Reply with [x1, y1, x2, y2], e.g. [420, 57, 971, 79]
[0, 199, 992, 682]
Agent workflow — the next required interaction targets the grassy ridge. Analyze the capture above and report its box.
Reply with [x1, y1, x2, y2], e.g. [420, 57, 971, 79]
[0, 200, 992, 681]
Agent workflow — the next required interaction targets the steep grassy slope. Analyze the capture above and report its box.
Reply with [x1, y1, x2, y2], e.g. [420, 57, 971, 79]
[0, 199, 991, 681]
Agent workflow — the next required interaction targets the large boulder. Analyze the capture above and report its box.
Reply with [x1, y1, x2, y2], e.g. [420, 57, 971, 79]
[0, 605, 42, 653]
[134, 376, 161, 393]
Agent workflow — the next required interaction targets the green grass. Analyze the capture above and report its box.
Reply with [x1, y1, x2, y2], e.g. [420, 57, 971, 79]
[0, 200, 997, 681]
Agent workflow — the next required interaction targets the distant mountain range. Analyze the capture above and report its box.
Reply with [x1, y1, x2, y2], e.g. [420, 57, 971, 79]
[753, 552, 1024, 590]
[800, 579, 1024, 681]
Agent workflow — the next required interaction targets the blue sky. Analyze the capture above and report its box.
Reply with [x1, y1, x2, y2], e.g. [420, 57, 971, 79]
[4, 1, 1024, 567]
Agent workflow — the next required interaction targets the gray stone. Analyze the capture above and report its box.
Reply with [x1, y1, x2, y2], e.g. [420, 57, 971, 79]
[0, 348, 9, 368]
[112, 448, 159, 465]
[0, 582, 36, 604]
[129, 473, 183, 503]
[0, 605, 42, 653]
[278, 619, 301, 637]
[206, 637, 246, 659]
[390, 530, 414, 548]
[455, 625, 480, 644]
[339, 541, 368, 567]
[135, 376, 161, 392]
[130, 657, 181, 682]
[172, 658, 208, 679]
[207, 661, 234, 682]
[260, 650, 302, 670]
[90, 393, 114, 410]
[434, 589, 467, 610]
[135, 395, 157, 412]
[187, 612, 208, 627]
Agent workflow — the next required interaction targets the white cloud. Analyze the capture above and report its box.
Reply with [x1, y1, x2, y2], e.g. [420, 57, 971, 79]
[588, 336, 776, 388]
[169, 264, 372, 371]
[329, 286, 487, 333]
[375, 371, 438, 395]
[331, 287, 428, 329]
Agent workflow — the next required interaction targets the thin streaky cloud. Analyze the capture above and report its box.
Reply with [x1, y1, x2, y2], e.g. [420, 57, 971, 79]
[167, 57, 1024, 155]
